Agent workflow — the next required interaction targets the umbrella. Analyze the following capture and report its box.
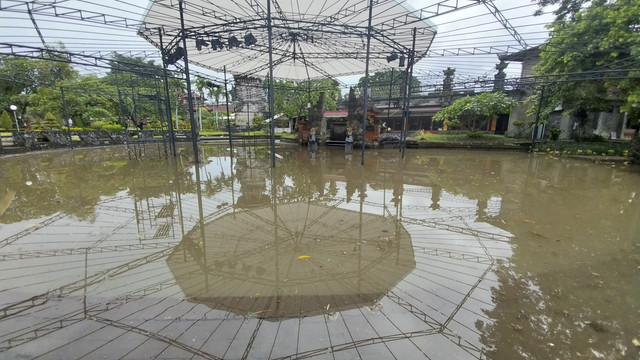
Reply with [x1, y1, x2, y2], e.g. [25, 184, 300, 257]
[167, 202, 415, 318]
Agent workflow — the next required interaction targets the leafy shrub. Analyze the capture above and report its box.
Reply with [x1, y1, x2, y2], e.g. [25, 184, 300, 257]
[512, 120, 529, 138]
[445, 119, 461, 130]
[575, 132, 606, 142]
[90, 120, 124, 131]
[549, 126, 562, 141]
[466, 131, 484, 139]
[0, 111, 13, 130]
[104, 124, 125, 131]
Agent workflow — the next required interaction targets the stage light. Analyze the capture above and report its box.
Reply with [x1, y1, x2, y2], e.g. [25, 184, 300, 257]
[195, 38, 208, 51]
[244, 32, 257, 46]
[228, 36, 242, 49]
[386, 52, 398, 63]
[165, 46, 184, 65]
[211, 38, 224, 51]
[399, 55, 405, 67]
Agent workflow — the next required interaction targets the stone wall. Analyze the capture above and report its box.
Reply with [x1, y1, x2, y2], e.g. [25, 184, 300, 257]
[6, 130, 193, 151]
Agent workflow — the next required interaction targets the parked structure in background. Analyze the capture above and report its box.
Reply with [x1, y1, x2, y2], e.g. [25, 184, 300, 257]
[501, 47, 636, 141]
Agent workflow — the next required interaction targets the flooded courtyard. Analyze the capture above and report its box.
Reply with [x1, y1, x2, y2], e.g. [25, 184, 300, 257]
[0, 144, 639, 360]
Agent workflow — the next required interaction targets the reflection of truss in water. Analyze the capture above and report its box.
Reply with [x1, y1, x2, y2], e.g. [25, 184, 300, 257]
[0, 180, 512, 359]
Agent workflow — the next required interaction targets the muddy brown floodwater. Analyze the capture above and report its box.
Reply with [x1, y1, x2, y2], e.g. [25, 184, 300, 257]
[0, 144, 638, 360]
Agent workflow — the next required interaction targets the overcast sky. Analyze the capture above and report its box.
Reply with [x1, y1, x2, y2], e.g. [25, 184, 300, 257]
[0, 0, 556, 91]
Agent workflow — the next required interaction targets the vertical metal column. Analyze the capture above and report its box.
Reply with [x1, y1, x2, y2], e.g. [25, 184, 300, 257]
[267, 0, 276, 168]
[158, 28, 177, 156]
[178, 0, 200, 164]
[386, 68, 394, 128]
[361, 0, 374, 166]
[115, 69, 126, 126]
[401, 28, 417, 159]
[223, 66, 234, 154]
[154, 85, 168, 157]
[60, 86, 73, 149]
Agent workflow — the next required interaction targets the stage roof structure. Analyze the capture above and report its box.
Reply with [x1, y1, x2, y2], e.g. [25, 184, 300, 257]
[137, 0, 453, 80]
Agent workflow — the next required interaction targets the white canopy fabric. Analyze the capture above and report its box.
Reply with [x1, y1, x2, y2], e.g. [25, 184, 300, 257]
[138, 0, 439, 80]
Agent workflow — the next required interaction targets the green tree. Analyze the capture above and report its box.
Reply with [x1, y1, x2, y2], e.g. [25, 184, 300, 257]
[208, 83, 224, 130]
[534, 0, 589, 20]
[252, 115, 266, 131]
[194, 77, 208, 131]
[530, 0, 640, 133]
[268, 78, 340, 120]
[356, 70, 421, 102]
[433, 92, 516, 131]
[40, 112, 62, 130]
[29, 76, 118, 127]
[104, 54, 167, 125]
[0, 46, 78, 127]
[0, 110, 12, 130]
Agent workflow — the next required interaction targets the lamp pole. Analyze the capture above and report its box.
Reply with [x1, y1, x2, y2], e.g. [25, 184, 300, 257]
[9, 105, 18, 131]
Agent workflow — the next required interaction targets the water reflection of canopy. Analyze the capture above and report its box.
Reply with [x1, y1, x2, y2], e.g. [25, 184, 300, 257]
[167, 202, 415, 319]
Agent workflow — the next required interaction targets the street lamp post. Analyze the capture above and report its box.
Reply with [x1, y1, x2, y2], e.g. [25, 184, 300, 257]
[9, 105, 19, 131]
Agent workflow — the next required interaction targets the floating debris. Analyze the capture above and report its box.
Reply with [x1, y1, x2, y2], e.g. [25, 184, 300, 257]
[366, 302, 383, 313]
[587, 321, 607, 333]
[296, 255, 310, 260]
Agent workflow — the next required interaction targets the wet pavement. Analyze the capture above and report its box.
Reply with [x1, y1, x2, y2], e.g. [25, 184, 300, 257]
[0, 144, 639, 359]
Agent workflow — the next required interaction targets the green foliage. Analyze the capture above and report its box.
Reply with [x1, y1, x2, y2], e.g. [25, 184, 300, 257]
[0, 110, 12, 130]
[531, 0, 640, 124]
[41, 112, 62, 130]
[414, 131, 509, 143]
[104, 123, 125, 131]
[466, 131, 484, 139]
[148, 116, 161, 129]
[511, 120, 531, 138]
[534, 0, 590, 21]
[0, 52, 186, 132]
[445, 119, 461, 130]
[549, 126, 562, 141]
[252, 115, 266, 131]
[434, 92, 516, 131]
[356, 70, 421, 101]
[90, 120, 124, 131]
[268, 78, 340, 120]
[177, 121, 191, 130]
[533, 140, 629, 155]
[0, 46, 78, 104]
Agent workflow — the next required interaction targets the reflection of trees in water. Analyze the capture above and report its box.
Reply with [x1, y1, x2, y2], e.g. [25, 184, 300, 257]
[0, 148, 195, 223]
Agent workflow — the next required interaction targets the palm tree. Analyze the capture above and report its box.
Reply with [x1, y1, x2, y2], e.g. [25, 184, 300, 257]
[208, 84, 224, 130]
[194, 77, 208, 131]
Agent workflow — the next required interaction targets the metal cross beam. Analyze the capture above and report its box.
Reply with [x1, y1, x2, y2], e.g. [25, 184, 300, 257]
[481, 0, 528, 50]
[0, 43, 181, 79]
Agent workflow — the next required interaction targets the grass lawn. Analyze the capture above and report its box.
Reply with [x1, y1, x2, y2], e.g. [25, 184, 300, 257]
[532, 140, 630, 157]
[413, 132, 513, 143]
[200, 131, 231, 136]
